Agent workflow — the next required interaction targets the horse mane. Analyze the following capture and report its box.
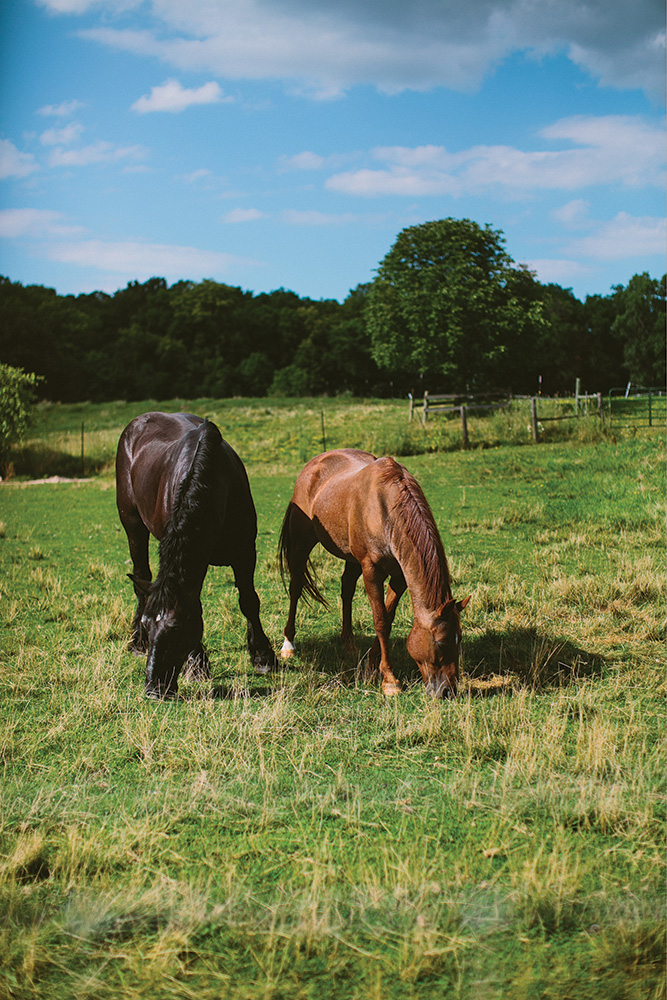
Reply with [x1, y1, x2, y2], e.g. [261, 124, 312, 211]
[380, 460, 452, 605]
[149, 420, 223, 609]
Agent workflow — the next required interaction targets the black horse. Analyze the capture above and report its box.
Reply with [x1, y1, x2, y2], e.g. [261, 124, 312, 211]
[116, 412, 276, 699]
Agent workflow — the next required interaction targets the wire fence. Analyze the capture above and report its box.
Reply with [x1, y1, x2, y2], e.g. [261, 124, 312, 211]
[607, 387, 667, 428]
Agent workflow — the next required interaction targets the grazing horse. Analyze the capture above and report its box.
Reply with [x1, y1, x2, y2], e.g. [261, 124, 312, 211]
[116, 412, 276, 699]
[278, 449, 469, 698]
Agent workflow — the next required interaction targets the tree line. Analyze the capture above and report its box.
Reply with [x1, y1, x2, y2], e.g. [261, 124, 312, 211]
[1, 219, 664, 402]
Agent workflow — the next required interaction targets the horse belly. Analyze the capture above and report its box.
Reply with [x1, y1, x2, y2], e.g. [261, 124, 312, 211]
[312, 518, 350, 561]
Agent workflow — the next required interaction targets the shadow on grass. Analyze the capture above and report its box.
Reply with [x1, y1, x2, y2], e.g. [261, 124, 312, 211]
[10, 445, 108, 479]
[464, 625, 604, 695]
[149, 683, 279, 702]
[275, 625, 605, 699]
[277, 632, 431, 691]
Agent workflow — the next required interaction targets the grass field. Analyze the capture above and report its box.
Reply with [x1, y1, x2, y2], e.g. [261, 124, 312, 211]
[0, 399, 665, 999]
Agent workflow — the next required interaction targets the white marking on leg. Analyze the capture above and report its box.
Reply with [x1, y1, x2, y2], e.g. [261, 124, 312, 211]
[280, 637, 296, 658]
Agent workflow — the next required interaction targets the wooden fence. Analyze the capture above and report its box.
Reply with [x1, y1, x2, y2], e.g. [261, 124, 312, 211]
[409, 391, 510, 447]
[408, 389, 609, 447]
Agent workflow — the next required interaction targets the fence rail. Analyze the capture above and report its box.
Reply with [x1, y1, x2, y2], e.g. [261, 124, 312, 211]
[607, 387, 666, 427]
[410, 391, 510, 425]
[407, 385, 666, 448]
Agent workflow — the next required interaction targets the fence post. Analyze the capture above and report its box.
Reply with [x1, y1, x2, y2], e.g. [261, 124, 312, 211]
[648, 389, 652, 427]
[575, 377, 581, 413]
[460, 405, 469, 449]
[408, 393, 413, 422]
[597, 392, 603, 420]
[530, 398, 539, 443]
[422, 391, 429, 425]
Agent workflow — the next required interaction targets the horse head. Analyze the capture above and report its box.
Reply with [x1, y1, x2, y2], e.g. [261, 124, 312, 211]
[131, 575, 203, 699]
[406, 596, 470, 698]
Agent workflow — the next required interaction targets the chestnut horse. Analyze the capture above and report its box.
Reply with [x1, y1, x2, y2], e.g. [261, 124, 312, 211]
[116, 412, 276, 699]
[278, 448, 469, 698]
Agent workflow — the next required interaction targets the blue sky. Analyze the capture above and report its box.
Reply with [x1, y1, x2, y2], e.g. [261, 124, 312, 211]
[1, 0, 665, 303]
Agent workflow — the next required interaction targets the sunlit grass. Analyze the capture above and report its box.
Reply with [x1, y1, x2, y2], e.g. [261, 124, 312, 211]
[8, 392, 648, 480]
[0, 402, 664, 998]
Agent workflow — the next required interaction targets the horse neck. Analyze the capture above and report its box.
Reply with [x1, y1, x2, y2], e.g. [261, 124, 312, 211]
[153, 529, 208, 610]
[154, 458, 217, 606]
[388, 479, 452, 620]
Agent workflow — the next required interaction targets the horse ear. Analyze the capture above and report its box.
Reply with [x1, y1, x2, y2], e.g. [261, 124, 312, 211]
[457, 596, 471, 613]
[128, 573, 151, 595]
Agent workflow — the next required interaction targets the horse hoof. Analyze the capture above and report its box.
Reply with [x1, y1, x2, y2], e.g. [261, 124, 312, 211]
[145, 687, 177, 701]
[280, 638, 296, 659]
[382, 682, 403, 697]
[183, 652, 211, 682]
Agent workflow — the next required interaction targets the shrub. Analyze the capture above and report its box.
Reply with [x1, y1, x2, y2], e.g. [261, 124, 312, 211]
[0, 363, 42, 477]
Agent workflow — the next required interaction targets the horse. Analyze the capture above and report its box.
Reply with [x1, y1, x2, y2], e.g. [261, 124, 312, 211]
[278, 448, 469, 698]
[116, 412, 276, 699]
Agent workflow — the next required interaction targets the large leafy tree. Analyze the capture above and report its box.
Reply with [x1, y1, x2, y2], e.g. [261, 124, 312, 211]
[366, 218, 545, 393]
[612, 273, 666, 386]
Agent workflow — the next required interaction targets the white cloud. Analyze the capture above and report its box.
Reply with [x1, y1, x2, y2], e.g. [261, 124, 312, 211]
[37, 99, 85, 117]
[131, 79, 228, 113]
[565, 212, 667, 260]
[0, 205, 254, 280]
[44, 238, 256, 280]
[527, 211, 666, 285]
[39, 122, 84, 146]
[221, 208, 266, 223]
[0, 208, 84, 239]
[36, 0, 111, 11]
[551, 199, 591, 227]
[527, 258, 594, 286]
[64, 0, 665, 100]
[183, 168, 213, 183]
[325, 116, 665, 197]
[0, 138, 39, 180]
[278, 151, 326, 172]
[48, 140, 147, 167]
[539, 115, 665, 187]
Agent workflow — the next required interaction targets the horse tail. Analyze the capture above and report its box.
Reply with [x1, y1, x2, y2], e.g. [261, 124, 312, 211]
[278, 502, 328, 607]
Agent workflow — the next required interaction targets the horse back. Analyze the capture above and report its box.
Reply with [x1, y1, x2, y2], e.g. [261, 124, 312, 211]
[116, 412, 255, 553]
[292, 449, 401, 562]
[292, 450, 374, 509]
[116, 412, 203, 537]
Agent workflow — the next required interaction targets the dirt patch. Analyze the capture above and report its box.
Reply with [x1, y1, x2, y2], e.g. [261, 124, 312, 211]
[2, 476, 91, 486]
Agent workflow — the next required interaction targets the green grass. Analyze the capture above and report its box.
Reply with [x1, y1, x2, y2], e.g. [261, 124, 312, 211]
[8, 392, 633, 480]
[0, 400, 665, 999]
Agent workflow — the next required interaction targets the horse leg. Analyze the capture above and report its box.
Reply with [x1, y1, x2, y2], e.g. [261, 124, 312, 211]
[233, 557, 277, 675]
[365, 571, 407, 681]
[361, 561, 403, 696]
[280, 512, 318, 660]
[121, 513, 152, 653]
[341, 560, 362, 653]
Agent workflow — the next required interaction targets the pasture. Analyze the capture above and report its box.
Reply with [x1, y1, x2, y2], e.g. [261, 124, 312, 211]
[1, 398, 665, 999]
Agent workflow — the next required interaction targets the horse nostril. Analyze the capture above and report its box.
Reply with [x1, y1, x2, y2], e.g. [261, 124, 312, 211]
[425, 675, 457, 698]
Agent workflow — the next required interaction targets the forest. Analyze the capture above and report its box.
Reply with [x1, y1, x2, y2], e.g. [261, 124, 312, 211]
[1, 220, 665, 402]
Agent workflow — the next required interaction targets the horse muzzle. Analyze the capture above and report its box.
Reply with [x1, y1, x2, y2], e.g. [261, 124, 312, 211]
[144, 647, 180, 700]
[424, 674, 457, 699]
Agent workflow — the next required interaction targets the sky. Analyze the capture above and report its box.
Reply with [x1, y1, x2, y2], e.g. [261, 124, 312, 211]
[0, 0, 665, 304]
